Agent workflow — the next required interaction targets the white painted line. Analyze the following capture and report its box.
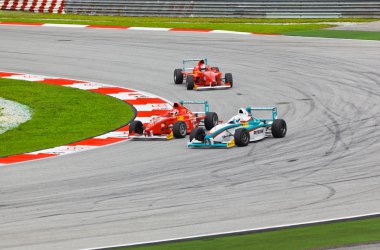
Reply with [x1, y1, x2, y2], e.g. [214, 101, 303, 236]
[210, 30, 251, 35]
[108, 92, 159, 100]
[42, 23, 87, 28]
[127, 27, 171, 31]
[83, 212, 380, 250]
[5, 74, 47, 81]
[95, 131, 129, 139]
[65, 82, 113, 90]
[133, 104, 172, 111]
[34, 145, 98, 155]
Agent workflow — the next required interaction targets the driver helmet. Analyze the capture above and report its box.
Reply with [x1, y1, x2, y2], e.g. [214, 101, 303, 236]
[238, 108, 251, 121]
[200, 64, 206, 71]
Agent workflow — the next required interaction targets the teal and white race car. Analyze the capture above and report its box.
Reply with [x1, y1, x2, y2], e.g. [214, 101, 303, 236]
[188, 106, 287, 148]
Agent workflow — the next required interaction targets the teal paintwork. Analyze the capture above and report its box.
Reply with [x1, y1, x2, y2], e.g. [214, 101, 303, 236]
[188, 106, 278, 148]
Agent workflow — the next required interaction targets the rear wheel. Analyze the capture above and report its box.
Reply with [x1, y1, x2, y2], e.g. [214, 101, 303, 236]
[271, 119, 287, 138]
[190, 127, 206, 142]
[173, 121, 187, 138]
[174, 69, 183, 84]
[234, 128, 250, 147]
[204, 112, 218, 130]
[186, 75, 194, 90]
[225, 73, 233, 87]
[129, 120, 143, 134]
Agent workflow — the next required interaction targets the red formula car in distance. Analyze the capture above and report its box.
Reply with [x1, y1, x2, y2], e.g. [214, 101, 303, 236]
[128, 101, 219, 140]
[174, 58, 233, 90]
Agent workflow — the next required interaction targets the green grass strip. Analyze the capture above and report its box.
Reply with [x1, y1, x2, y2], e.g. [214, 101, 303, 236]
[119, 216, 380, 250]
[0, 11, 361, 34]
[284, 29, 380, 41]
[1, 11, 380, 36]
[0, 78, 133, 157]
[1, 11, 377, 23]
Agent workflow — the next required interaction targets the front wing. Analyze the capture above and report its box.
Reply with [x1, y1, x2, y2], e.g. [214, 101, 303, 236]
[194, 83, 231, 91]
[129, 132, 174, 140]
[188, 139, 235, 148]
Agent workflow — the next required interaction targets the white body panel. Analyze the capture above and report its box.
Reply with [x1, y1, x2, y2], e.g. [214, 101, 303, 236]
[209, 124, 269, 143]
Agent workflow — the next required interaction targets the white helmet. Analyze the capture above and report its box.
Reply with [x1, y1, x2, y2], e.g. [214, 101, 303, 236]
[200, 64, 206, 71]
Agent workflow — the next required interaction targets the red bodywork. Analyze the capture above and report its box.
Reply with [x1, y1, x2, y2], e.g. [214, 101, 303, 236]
[130, 102, 205, 139]
[184, 65, 229, 87]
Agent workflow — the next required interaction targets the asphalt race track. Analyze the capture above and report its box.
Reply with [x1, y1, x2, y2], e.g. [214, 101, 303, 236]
[0, 26, 379, 250]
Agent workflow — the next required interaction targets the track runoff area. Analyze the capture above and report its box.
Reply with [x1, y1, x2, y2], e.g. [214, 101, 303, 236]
[0, 20, 378, 250]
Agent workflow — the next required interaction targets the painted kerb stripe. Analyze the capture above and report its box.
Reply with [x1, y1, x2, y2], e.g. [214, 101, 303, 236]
[0, 71, 173, 165]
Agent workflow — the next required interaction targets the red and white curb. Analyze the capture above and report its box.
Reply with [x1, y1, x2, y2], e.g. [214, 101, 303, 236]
[0, 71, 172, 165]
[0, 21, 281, 36]
[0, 0, 65, 13]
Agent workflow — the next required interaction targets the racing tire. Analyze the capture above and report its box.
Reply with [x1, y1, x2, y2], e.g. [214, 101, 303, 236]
[174, 69, 183, 84]
[173, 121, 187, 138]
[225, 73, 233, 88]
[204, 112, 218, 130]
[271, 119, 287, 138]
[129, 120, 144, 135]
[211, 67, 220, 72]
[234, 128, 250, 147]
[186, 75, 194, 90]
[190, 127, 206, 142]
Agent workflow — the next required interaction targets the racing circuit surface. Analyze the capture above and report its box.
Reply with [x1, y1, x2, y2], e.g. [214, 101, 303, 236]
[0, 26, 380, 250]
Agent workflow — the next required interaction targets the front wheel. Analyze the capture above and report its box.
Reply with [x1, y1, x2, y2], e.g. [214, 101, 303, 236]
[190, 127, 206, 142]
[234, 128, 250, 147]
[173, 121, 187, 138]
[174, 69, 183, 84]
[186, 75, 194, 90]
[271, 119, 287, 138]
[204, 112, 218, 130]
[129, 120, 143, 134]
[225, 73, 233, 87]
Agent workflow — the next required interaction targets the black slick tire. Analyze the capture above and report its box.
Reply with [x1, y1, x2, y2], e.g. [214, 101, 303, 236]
[173, 121, 187, 138]
[204, 112, 218, 130]
[225, 73, 233, 87]
[234, 128, 250, 147]
[271, 119, 287, 138]
[190, 127, 206, 142]
[129, 120, 143, 134]
[174, 69, 183, 84]
[186, 75, 194, 90]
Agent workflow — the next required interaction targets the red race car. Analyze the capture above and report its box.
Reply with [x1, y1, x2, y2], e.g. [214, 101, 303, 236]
[128, 101, 218, 140]
[174, 58, 233, 90]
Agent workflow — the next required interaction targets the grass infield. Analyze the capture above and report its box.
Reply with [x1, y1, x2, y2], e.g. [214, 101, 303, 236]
[285, 29, 380, 41]
[0, 78, 134, 157]
[118, 216, 380, 250]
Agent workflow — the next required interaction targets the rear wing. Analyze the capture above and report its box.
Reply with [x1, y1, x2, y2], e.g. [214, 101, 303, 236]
[180, 100, 209, 114]
[247, 106, 278, 121]
[182, 58, 208, 71]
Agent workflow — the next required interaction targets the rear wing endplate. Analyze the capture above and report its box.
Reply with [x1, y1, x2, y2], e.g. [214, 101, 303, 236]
[182, 58, 208, 70]
[180, 100, 210, 113]
[247, 106, 278, 121]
